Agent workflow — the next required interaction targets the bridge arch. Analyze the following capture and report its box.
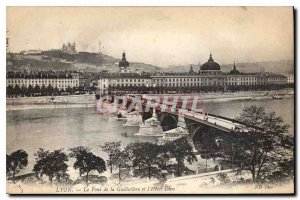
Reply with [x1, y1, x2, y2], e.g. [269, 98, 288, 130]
[191, 125, 223, 158]
[142, 111, 153, 122]
[159, 114, 178, 132]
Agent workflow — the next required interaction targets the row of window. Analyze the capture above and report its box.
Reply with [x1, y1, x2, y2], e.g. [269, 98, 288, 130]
[103, 82, 224, 88]
[159, 82, 222, 87]
[131, 77, 257, 82]
[227, 82, 257, 86]
[7, 83, 79, 87]
[7, 79, 79, 84]
[227, 77, 257, 81]
[110, 83, 148, 87]
[267, 78, 285, 80]
[101, 80, 287, 87]
[101, 76, 285, 84]
[112, 79, 149, 83]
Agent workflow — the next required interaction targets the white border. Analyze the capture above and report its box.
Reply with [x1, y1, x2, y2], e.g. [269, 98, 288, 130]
[1, 0, 297, 200]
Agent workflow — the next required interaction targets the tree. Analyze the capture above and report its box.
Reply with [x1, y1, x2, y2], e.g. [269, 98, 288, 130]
[33, 148, 69, 183]
[69, 146, 106, 184]
[6, 150, 28, 183]
[220, 105, 293, 182]
[54, 86, 59, 95]
[90, 85, 96, 91]
[69, 146, 91, 177]
[46, 84, 54, 96]
[60, 88, 65, 94]
[33, 84, 40, 95]
[100, 141, 121, 173]
[130, 142, 163, 180]
[165, 137, 197, 177]
[20, 85, 27, 97]
[13, 85, 21, 97]
[40, 84, 46, 96]
[113, 149, 132, 183]
[66, 86, 72, 94]
[6, 85, 13, 97]
[26, 84, 33, 96]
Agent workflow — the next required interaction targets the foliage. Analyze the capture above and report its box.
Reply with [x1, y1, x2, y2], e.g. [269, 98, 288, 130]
[113, 149, 132, 182]
[100, 141, 121, 173]
[164, 137, 197, 176]
[69, 146, 106, 184]
[220, 105, 293, 182]
[129, 142, 163, 180]
[6, 149, 28, 183]
[6, 84, 81, 97]
[33, 148, 69, 183]
[69, 146, 91, 177]
[216, 173, 230, 184]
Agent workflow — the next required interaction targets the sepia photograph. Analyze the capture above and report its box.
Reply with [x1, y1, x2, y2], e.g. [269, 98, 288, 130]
[5, 6, 295, 194]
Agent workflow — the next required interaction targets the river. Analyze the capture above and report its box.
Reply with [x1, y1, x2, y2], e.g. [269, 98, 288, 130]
[6, 97, 294, 174]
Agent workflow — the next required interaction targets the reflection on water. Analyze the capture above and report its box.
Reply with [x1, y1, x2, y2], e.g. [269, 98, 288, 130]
[201, 97, 294, 135]
[6, 107, 154, 174]
[6, 97, 294, 174]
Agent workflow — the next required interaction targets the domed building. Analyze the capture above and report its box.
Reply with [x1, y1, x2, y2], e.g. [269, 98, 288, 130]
[201, 53, 221, 71]
[229, 62, 240, 75]
[199, 53, 222, 76]
[119, 51, 130, 73]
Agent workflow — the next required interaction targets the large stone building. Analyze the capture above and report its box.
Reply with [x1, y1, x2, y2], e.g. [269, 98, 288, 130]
[98, 53, 288, 94]
[98, 73, 152, 94]
[6, 71, 85, 90]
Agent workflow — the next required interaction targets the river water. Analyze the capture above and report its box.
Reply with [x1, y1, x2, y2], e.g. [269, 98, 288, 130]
[6, 97, 294, 174]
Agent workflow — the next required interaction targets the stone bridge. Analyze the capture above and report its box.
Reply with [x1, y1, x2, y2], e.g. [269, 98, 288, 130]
[115, 94, 293, 155]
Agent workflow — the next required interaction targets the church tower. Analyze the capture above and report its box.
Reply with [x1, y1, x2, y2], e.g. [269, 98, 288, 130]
[119, 51, 130, 73]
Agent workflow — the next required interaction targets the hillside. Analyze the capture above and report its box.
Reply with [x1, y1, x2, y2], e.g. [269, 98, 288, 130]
[7, 51, 159, 73]
[7, 50, 294, 74]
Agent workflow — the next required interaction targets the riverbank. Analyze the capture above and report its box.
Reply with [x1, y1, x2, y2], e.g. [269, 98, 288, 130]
[6, 90, 294, 111]
[6, 103, 96, 111]
[141, 90, 294, 102]
[6, 94, 97, 111]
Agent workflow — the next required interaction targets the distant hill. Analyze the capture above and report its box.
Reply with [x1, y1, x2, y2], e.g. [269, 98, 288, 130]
[7, 50, 294, 74]
[222, 60, 294, 74]
[8, 50, 159, 73]
[163, 60, 294, 74]
[8, 56, 72, 71]
[40, 50, 119, 66]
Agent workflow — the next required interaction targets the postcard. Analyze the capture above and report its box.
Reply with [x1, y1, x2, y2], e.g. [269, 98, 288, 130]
[6, 6, 294, 194]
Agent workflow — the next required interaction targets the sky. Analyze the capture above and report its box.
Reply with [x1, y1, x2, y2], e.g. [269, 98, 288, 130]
[7, 7, 294, 67]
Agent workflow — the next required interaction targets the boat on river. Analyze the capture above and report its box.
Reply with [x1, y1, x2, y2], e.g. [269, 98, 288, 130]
[272, 94, 286, 99]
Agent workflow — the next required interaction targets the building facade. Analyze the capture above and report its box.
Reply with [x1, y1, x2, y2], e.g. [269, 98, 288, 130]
[98, 73, 152, 94]
[97, 53, 288, 94]
[98, 53, 288, 93]
[285, 73, 294, 84]
[6, 71, 85, 90]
